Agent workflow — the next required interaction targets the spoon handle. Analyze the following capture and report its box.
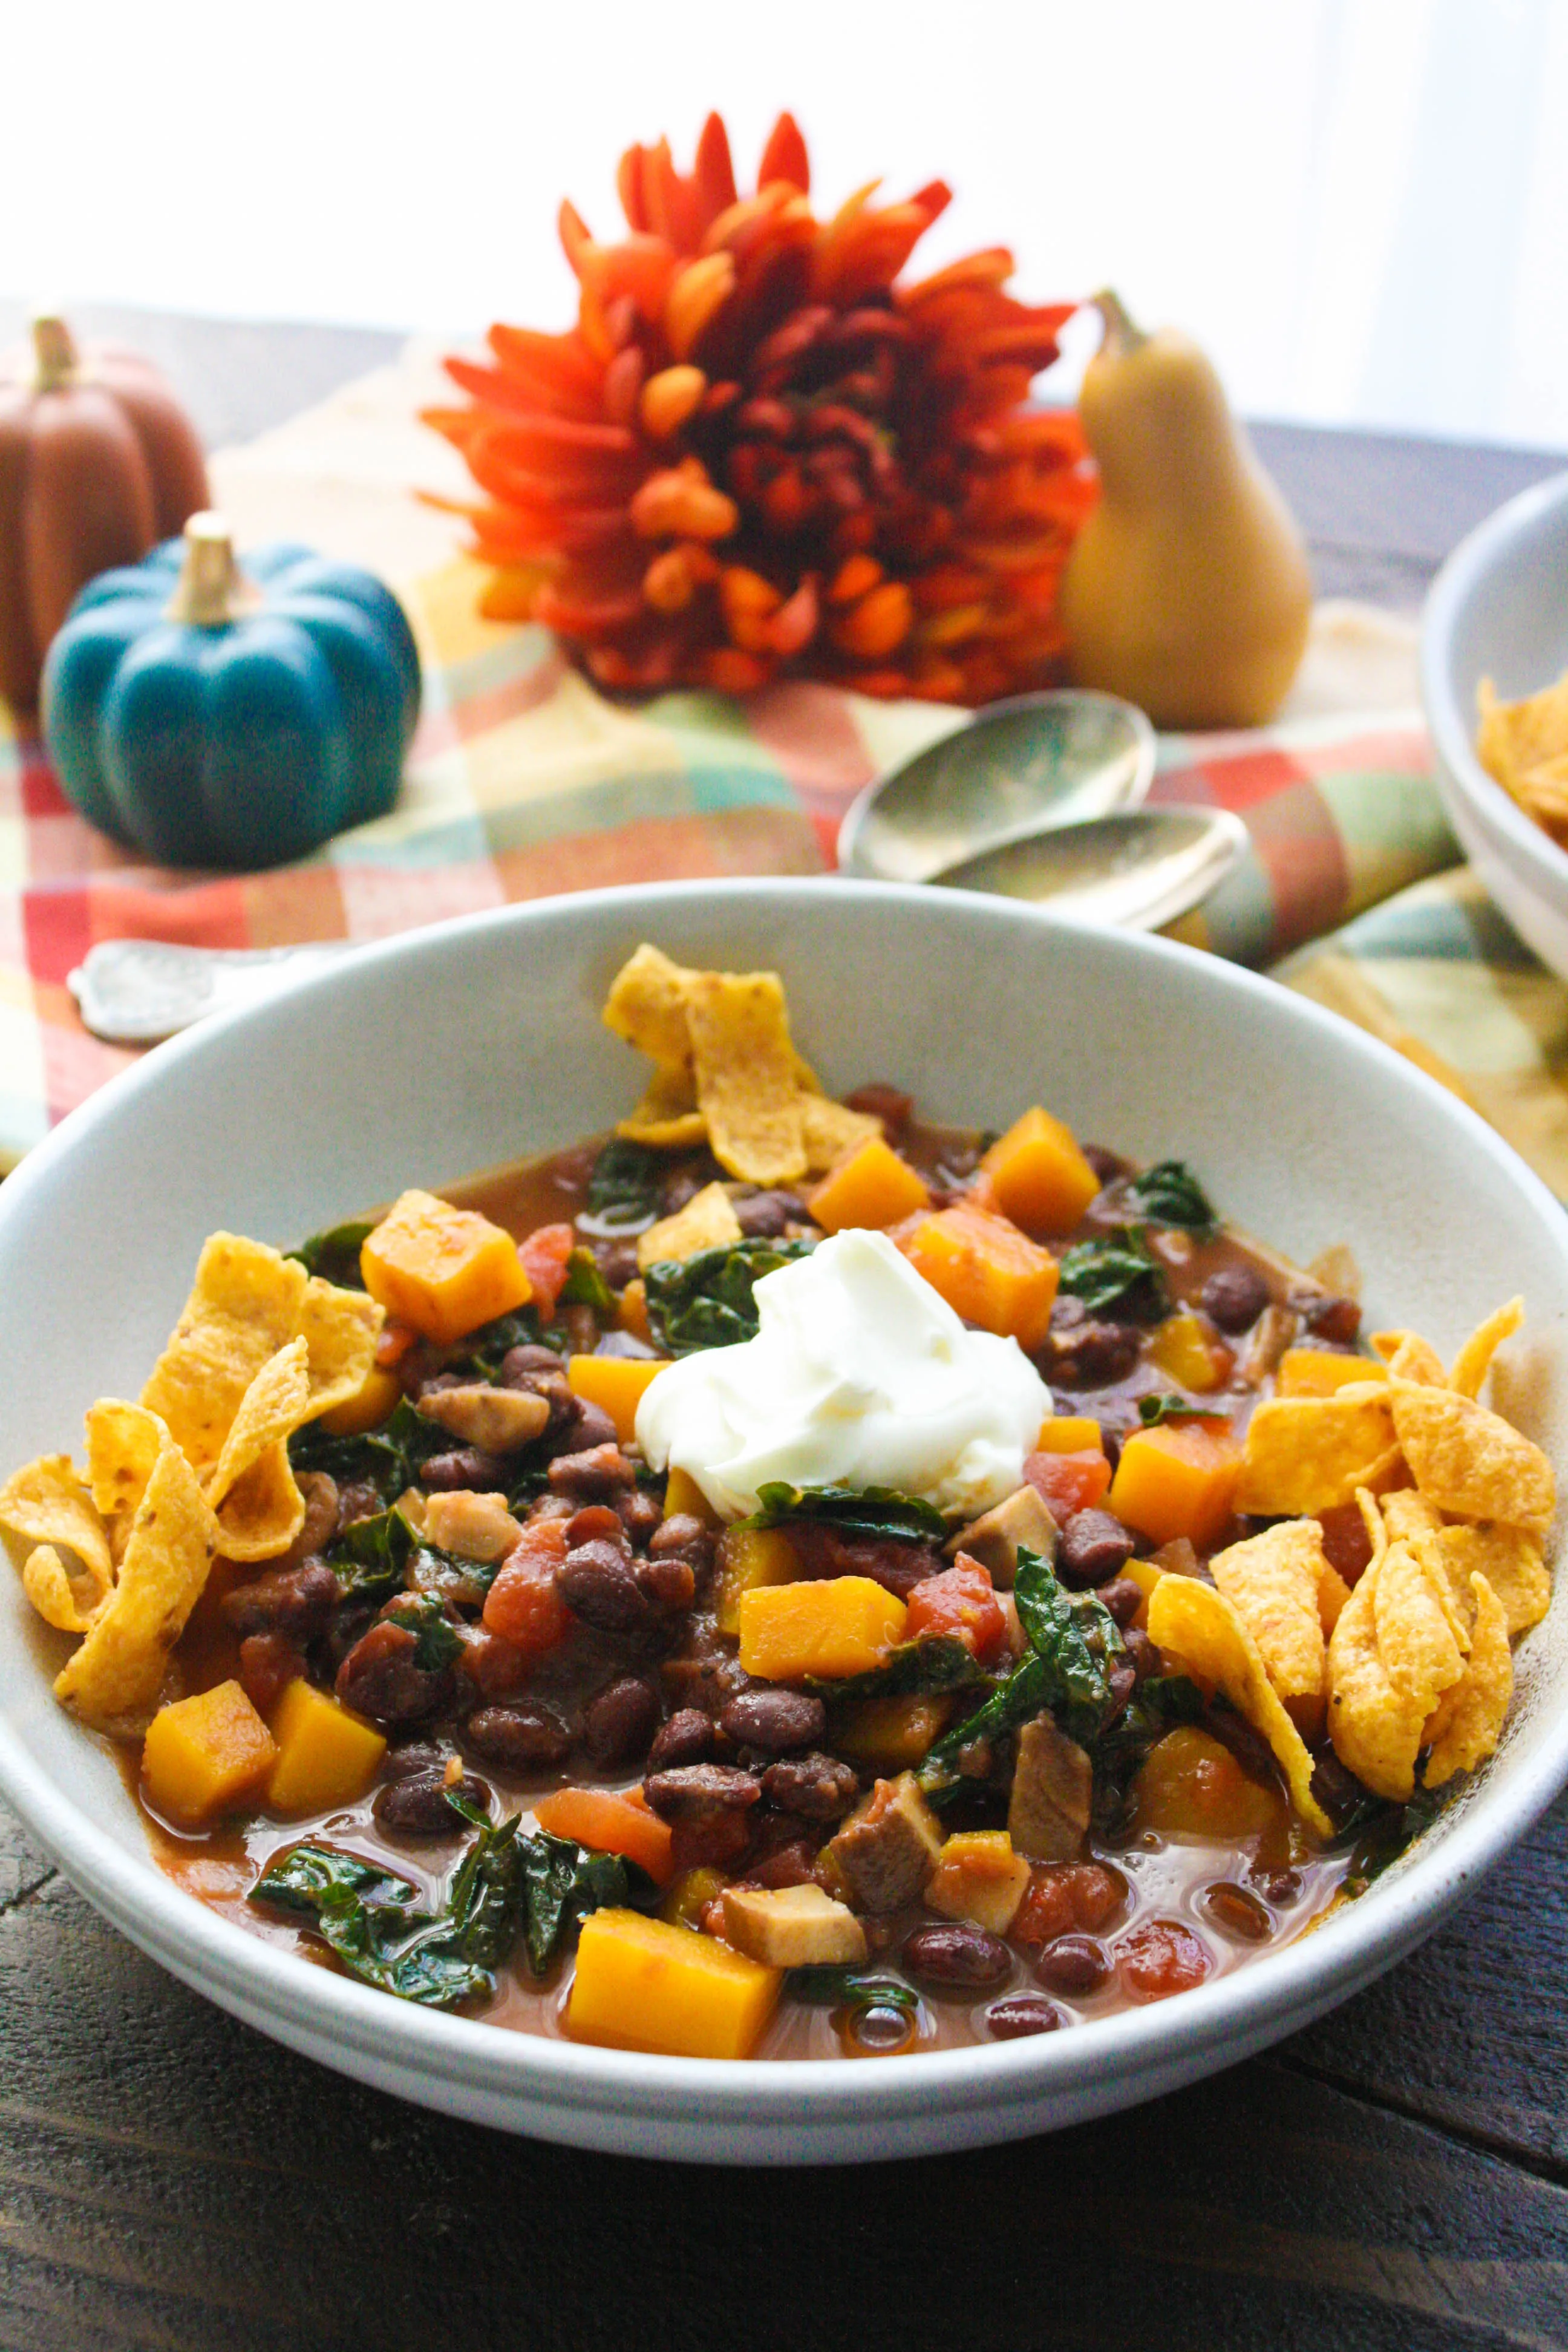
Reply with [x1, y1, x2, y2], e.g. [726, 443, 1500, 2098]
[68, 939, 355, 1045]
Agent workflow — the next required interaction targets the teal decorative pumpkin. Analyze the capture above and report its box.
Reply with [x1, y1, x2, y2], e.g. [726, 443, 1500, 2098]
[41, 514, 421, 869]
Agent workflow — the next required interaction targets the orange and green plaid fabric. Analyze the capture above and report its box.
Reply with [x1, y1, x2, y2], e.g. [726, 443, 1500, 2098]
[1, 547, 1537, 1185]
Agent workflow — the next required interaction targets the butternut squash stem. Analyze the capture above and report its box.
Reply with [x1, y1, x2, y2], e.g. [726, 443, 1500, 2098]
[1090, 288, 1148, 359]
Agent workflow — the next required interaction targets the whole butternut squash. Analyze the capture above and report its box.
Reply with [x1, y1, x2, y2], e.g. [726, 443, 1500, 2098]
[0, 313, 209, 712]
[1060, 293, 1312, 729]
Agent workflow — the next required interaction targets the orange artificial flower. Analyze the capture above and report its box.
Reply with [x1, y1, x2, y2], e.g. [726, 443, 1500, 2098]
[426, 113, 1096, 704]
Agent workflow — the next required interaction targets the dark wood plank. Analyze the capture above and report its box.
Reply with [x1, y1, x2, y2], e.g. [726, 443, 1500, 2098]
[1284, 1789, 1568, 2178]
[1, 1870, 1564, 2352]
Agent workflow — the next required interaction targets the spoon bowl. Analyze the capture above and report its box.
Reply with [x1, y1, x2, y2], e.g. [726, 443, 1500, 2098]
[932, 806, 1249, 932]
[837, 688, 1157, 882]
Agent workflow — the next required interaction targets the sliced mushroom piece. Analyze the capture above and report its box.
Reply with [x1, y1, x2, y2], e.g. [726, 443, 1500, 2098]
[1240, 1304, 1300, 1388]
[721, 1883, 869, 1967]
[946, 1484, 1058, 1589]
[1007, 1713, 1093, 1863]
[417, 1384, 550, 1455]
[828, 1769, 944, 1913]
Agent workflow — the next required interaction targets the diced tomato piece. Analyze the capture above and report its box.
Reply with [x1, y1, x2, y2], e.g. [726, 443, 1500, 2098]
[904, 1558, 1008, 1664]
[1116, 1917, 1214, 2003]
[482, 1517, 571, 1657]
[1013, 1861, 1129, 1946]
[519, 1222, 575, 1318]
[1024, 1447, 1112, 1520]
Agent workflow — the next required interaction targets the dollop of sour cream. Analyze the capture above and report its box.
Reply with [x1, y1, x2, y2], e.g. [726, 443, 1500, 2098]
[635, 1227, 1052, 1523]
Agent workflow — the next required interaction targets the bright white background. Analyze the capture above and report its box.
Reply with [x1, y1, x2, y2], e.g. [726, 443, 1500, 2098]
[4, 0, 1564, 448]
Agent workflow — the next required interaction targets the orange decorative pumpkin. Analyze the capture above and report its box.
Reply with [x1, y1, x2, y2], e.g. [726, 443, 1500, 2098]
[0, 313, 209, 711]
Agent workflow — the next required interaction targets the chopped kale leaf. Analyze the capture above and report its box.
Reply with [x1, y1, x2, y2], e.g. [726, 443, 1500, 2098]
[248, 1841, 492, 2009]
[286, 1219, 374, 1289]
[515, 1830, 654, 1977]
[1137, 1393, 1210, 1426]
[644, 1238, 814, 1354]
[325, 1501, 416, 1601]
[1057, 1227, 1169, 1318]
[746, 1481, 948, 1543]
[587, 1137, 665, 1224]
[786, 1967, 919, 2017]
[1125, 1159, 1218, 1235]
[381, 1591, 464, 1671]
[560, 1247, 615, 1312]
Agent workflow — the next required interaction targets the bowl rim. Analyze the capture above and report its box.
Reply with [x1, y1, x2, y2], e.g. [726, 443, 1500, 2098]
[1420, 463, 1568, 891]
[3, 874, 1568, 2133]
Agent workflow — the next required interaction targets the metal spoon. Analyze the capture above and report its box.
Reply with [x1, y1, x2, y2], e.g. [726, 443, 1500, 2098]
[930, 806, 1250, 932]
[837, 688, 1156, 883]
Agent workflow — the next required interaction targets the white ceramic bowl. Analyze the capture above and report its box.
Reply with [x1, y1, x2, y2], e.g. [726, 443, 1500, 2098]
[2, 880, 1567, 2165]
[1422, 466, 1568, 975]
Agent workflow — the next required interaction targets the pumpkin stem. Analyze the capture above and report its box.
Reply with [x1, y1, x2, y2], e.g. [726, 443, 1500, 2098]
[31, 313, 79, 392]
[165, 514, 260, 628]
[1090, 289, 1149, 359]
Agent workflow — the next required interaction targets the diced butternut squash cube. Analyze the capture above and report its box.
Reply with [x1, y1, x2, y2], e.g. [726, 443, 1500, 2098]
[739, 1575, 907, 1679]
[722, 1883, 868, 1967]
[1035, 1414, 1102, 1454]
[895, 1201, 1059, 1350]
[316, 1363, 402, 1437]
[566, 1908, 782, 2059]
[361, 1188, 531, 1347]
[926, 1829, 1032, 1935]
[714, 1525, 799, 1636]
[1275, 1348, 1387, 1398]
[1116, 1553, 1165, 1627]
[808, 1135, 931, 1233]
[1149, 1311, 1233, 1395]
[142, 1680, 276, 1826]
[264, 1678, 386, 1816]
[1107, 1420, 1241, 1550]
[661, 1866, 727, 1929]
[981, 1106, 1101, 1235]
[533, 1786, 675, 1886]
[618, 1278, 653, 1347]
[665, 1465, 720, 1527]
[834, 1691, 954, 1771]
[567, 1353, 670, 1444]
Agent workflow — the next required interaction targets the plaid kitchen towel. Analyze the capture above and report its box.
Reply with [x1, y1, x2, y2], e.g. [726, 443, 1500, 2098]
[0, 546, 1469, 1174]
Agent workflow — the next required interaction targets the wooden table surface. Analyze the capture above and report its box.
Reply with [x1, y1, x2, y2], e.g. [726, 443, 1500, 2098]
[2, 308, 1567, 2352]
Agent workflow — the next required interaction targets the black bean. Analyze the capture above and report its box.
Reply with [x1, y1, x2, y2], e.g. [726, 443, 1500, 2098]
[465, 1702, 572, 1771]
[223, 1555, 339, 1640]
[238, 1633, 302, 1716]
[582, 1676, 661, 1767]
[749, 1840, 820, 1890]
[560, 1402, 619, 1455]
[1057, 1510, 1135, 1589]
[644, 1763, 762, 1821]
[1098, 1576, 1145, 1627]
[335, 1622, 451, 1724]
[659, 1166, 708, 1215]
[276, 1472, 341, 1567]
[1201, 1263, 1270, 1334]
[557, 1540, 648, 1631]
[1034, 1935, 1111, 1998]
[762, 1751, 861, 1821]
[373, 1768, 490, 1837]
[593, 1240, 641, 1291]
[1045, 1319, 1143, 1386]
[637, 1552, 696, 1612]
[1252, 1866, 1302, 1907]
[987, 1995, 1063, 2040]
[382, 1740, 445, 1780]
[422, 1447, 512, 1492]
[1309, 1746, 1370, 1829]
[902, 1924, 1011, 1991]
[1080, 1143, 1125, 1183]
[336, 1480, 384, 1530]
[648, 1512, 714, 1570]
[719, 1687, 828, 1753]
[617, 1488, 664, 1543]
[647, 1709, 714, 1771]
[1122, 1626, 1160, 1682]
[1203, 1881, 1273, 1942]
[549, 1439, 635, 1497]
[1305, 1293, 1361, 1344]
[733, 1188, 808, 1239]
